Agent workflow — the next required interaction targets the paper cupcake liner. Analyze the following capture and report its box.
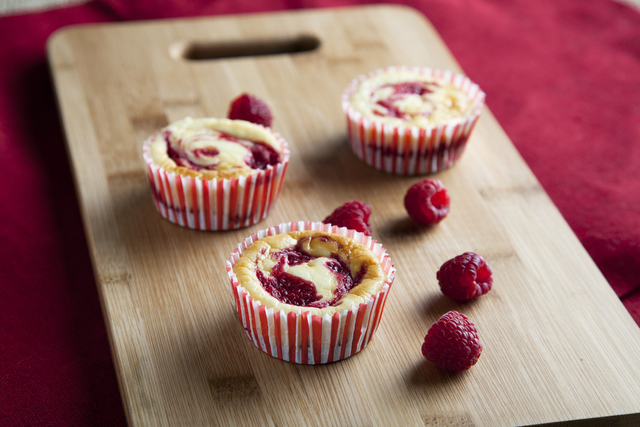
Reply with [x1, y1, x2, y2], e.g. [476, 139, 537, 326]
[142, 134, 290, 231]
[342, 66, 486, 175]
[226, 221, 396, 364]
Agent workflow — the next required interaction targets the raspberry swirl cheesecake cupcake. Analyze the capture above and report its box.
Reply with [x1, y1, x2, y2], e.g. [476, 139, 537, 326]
[226, 221, 395, 364]
[342, 66, 485, 175]
[143, 117, 290, 230]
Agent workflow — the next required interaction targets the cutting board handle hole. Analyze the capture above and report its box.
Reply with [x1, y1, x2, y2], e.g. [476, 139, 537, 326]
[170, 35, 320, 60]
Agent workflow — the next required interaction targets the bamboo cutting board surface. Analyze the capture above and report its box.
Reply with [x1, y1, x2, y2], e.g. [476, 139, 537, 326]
[47, 5, 640, 427]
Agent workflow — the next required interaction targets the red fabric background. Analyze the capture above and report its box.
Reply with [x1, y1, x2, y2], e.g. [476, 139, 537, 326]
[1, 0, 639, 425]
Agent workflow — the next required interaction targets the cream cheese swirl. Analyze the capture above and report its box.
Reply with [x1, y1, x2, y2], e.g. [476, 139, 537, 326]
[149, 117, 282, 179]
[350, 70, 473, 127]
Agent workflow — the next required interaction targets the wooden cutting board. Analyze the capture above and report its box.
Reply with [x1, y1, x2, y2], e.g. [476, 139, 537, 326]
[47, 5, 640, 427]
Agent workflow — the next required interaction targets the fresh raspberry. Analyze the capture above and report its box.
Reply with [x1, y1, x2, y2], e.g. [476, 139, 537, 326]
[437, 252, 493, 301]
[322, 200, 372, 236]
[404, 178, 450, 225]
[228, 93, 273, 127]
[421, 310, 483, 371]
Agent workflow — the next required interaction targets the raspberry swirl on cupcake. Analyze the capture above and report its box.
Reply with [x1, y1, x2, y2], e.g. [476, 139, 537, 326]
[351, 73, 473, 127]
[148, 117, 283, 179]
[143, 117, 290, 230]
[342, 66, 485, 175]
[227, 222, 395, 364]
[233, 230, 387, 316]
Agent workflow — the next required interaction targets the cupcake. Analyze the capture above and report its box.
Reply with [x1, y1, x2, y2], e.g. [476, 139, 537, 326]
[342, 66, 485, 175]
[142, 117, 290, 230]
[226, 221, 395, 364]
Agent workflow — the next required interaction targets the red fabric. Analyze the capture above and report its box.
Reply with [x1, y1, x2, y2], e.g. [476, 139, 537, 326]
[1, 0, 639, 425]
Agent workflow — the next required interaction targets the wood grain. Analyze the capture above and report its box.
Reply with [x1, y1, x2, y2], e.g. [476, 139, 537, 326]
[47, 5, 640, 427]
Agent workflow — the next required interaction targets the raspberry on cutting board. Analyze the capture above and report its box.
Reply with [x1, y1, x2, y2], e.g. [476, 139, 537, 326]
[404, 178, 450, 225]
[322, 200, 372, 236]
[421, 310, 483, 371]
[228, 93, 273, 127]
[437, 252, 493, 302]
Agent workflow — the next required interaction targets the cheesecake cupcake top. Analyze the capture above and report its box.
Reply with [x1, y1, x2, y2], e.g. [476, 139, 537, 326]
[349, 69, 474, 128]
[232, 230, 387, 316]
[148, 117, 284, 180]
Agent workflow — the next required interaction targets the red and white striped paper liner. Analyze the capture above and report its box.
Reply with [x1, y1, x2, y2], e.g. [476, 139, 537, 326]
[342, 66, 486, 175]
[226, 221, 396, 364]
[142, 133, 290, 231]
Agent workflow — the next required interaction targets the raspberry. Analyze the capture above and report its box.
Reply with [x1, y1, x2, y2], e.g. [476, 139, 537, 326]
[421, 310, 482, 371]
[404, 178, 450, 225]
[322, 200, 372, 236]
[228, 93, 273, 127]
[437, 252, 493, 302]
